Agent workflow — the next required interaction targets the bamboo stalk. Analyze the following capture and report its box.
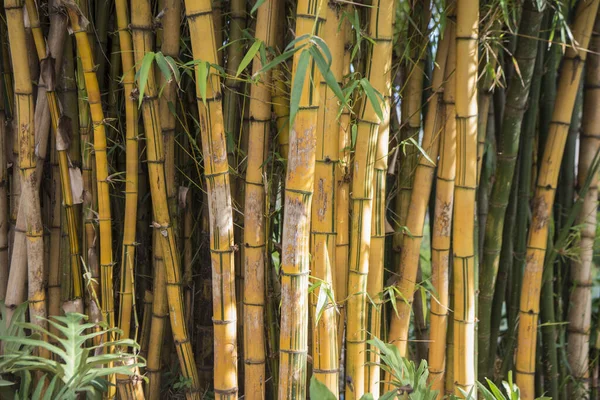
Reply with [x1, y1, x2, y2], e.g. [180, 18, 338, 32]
[129, 0, 201, 397]
[516, 1, 600, 398]
[567, 17, 600, 394]
[114, 0, 139, 349]
[309, 2, 345, 394]
[346, 1, 393, 398]
[242, 0, 279, 397]
[387, 10, 451, 358]
[453, 0, 478, 394]
[335, 8, 352, 369]
[276, 0, 326, 397]
[428, 23, 457, 393]
[0, 15, 6, 302]
[3, 0, 45, 339]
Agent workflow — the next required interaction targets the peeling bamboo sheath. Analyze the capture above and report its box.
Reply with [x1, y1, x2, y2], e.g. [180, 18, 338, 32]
[567, 15, 600, 396]
[453, 0, 478, 395]
[185, 0, 237, 398]
[310, 3, 344, 395]
[242, 0, 278, 398]
[516, 1, 600, 399]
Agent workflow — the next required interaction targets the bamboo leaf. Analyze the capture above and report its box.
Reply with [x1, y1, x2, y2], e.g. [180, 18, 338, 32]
[309, 46, 345, 106]
[196, 61, 209, 105]
[314, 283, 328, 325]
[309, 376, 336, 400]
[154, 52, 173, 84]
[289, 49, 310, 128]
[237, 40, 263, 77]
[360, 78, 384, 121]
[164, 55, 181, 84]
[136, 51, 155, 107]
[254, 45, 305, 77]
[310, 36, 332, 66]
[250, 0, 266, 14]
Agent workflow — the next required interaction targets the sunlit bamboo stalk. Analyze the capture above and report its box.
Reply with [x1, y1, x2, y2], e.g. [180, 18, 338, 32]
[453, 0, 478, 394]
[277, 0, 326, 397]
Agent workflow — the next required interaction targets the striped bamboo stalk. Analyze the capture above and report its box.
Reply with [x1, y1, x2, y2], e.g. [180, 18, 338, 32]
[310, 2, 345, 394]
[452, 0, 478, 394]
[346, 1, 393, 398]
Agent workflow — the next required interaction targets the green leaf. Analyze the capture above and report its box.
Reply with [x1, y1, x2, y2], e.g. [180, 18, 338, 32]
[136, 51, 155, 107]
[360, 394, 375, 400]
[360, 78, 384, 121]
[310, 36, 332, 66]
[164, 55, 181, 84]
[379, 390, 397, 400]
[237, 39, 262, 77]
[250, 0, 266, 14]
[255, 45, 304, 77]
[289, 49, 310, 128]
[309, 376, 336, 400]
[154, 52, 172, 83]
[308, 46, 345, 106]
[196, 61, 209, 105]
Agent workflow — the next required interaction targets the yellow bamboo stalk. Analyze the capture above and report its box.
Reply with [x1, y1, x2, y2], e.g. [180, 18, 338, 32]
[516, 1, 600, 398]
[113, 1, 144, 392]
[453, 0, 478, 394]
[145, 231, 169, 398]
[129, 0, 201, 398]
[272, 1, 290, 160]
[335, 9, 352, 363]
[346, 1, 393, 398]
[364, 0, 398, 395]
[65, 2, 115, 330]
[276, 0, 326, 397]
[428, 22, 456, 394]
[4, 0, 46, 342]
[242, 0, 278, 397]
[114, 0, 140, 368]
[567, 17, 600, 397]
[387, 10, 450, 360]
[185, 0, 239, 397]
[309, 3, 345, 395]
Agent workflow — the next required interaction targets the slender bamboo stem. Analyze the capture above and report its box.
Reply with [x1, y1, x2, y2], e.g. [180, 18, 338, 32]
[129, 0, 201, 397]
[453, 0, 478, 394]
[515, 1, 600, 398]
[309, 3, 345, 394]
[388, 10, 450, 359]
[428, 22, 457, 393]
[242, 0, 278, 397]
[346, 2, 393, 398]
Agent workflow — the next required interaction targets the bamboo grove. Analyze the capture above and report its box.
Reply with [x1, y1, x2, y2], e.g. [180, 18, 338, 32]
[3, 0, 600, 398]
